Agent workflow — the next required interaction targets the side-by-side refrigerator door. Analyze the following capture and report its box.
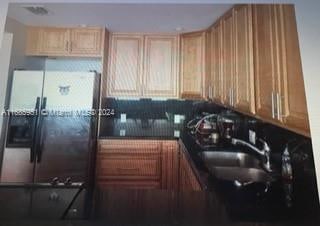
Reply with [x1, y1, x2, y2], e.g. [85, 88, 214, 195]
[34, 71, 97, 183]
[1, 70, 44, 183]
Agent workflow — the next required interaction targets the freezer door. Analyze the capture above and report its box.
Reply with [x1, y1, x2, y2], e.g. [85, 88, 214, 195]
[9, 71, 44, 111]
[42, 71, 96, 111]
[34, 71, 98, 183]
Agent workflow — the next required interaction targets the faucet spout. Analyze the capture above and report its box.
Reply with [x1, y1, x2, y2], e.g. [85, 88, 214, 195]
[231, 138, 273, 172]
[231, 138, 265, 156]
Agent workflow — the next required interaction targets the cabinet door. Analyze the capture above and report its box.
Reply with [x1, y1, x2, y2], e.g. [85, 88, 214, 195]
[143, 35, 178, 98]
[277, 5, 310, 135]
[221, 11, 234, 106]
[107, 34, 143, 97]
[233, 5, 255, 114]
[25, 27, 41, 55]
[97, 139, 162, 189]
[180, 32, 205, 99]
[211, 22, 223, 103]
[39, 28, 70, 56]
[179, 144, 202, 191]
[70, 28, 102, 57]
[161, 141, 179, 190]
[253, 5, 279, 122]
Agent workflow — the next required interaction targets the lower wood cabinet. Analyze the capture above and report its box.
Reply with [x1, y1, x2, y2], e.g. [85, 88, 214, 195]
[179, 142, 202, 191]
[96, 139, 202, 191]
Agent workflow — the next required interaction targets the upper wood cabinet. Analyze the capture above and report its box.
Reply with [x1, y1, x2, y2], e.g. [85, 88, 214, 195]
[143, 35, 179, 97]
[25, 26, 104, 57]
[210, 22, 223, 104]
[233, 5, 255, 114]
[107, 33, 179, 98]
[39, 27, 70, 56]
[253, 5, 309, 135]
[108, 34, 144, 97]
[275, 5, 309, 134]
[180, 31, 206, 99]
[253, 5, 278, 122]
[221, 11, 234, 106]
[70, 28, 103, 56]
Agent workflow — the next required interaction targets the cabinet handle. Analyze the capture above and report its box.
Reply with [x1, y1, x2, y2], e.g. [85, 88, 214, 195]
[271, 92, 275, 119]
[211, 86, 214, 99]
[65, 41, 69, 51]
[117, 168, 139, 172]
[232, 89, 234, 106]
[229, 88, 232, 106]
[276, 93, 284, 121]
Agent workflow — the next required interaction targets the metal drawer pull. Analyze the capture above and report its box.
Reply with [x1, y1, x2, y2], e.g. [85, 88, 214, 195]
[271, 92, 275, 119]
[117, 167, 139, 171]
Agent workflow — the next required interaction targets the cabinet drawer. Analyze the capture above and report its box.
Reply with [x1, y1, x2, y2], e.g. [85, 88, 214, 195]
[96, 153, 161, 180]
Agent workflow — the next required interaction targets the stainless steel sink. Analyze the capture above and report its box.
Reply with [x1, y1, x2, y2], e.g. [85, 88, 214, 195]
[200, 152, 261, 168]
[200, 151, 274, 184]
[209, 166, 273, 184]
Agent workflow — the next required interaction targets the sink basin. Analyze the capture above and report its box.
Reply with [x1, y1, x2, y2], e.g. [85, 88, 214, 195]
[200, 151, 274, 184]
[209, 166, 273, 184]
[200, 152, 261, 168]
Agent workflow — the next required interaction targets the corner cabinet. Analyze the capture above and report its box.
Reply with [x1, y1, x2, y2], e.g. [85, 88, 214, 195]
[25, 26, 104, 57]
[253, 5, 309, 136]
[107, 34, 179, 98]
[180, 31, 206, 99]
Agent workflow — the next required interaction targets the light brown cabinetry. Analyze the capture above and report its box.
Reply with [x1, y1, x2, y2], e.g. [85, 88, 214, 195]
[233, 5, 255, 114]
[180, 31, 206, 99]
[39, 27, 70, 56]
[70, 28, 103, 56]
[97, 139, 162, 189]
[221, 11, 234, 106]
[253, 5, 309, 135]
[143, 35, 179, 97]
[179, 142, 202, 191]
[108, 34, 144, 97]
[209, 22, 223, 103]
[25, 26, 103, 57]
[107, 34, 179, 98]
[96, 139, 202, 191]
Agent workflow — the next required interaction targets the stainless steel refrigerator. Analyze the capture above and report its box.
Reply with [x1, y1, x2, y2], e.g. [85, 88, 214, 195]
[1, 70, 100, 185]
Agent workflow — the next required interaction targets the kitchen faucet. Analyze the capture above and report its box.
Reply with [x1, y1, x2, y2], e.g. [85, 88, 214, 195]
[231, 138, 272, 172]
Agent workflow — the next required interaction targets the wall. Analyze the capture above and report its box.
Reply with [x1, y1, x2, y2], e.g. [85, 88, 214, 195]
[45, 58, 102, 72]
[0, 33, 13, 147]
[294, 0, 320, 205]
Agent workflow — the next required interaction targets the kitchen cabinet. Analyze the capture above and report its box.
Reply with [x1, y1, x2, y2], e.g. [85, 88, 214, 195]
[97, 139, 162, 189]
[210, 22, 223, 104]
[39, 27, 70, 56]
[161, 141, 179, 190]
[107, 34, 144, 97]
[25, 26, 104, 57]
[179, 142, 202, 191]
[277, 5, 309, 135]
[221, 10, 234, 106]
[107, 34, 179, 98]
[70, 28, 103, 56]
[143, 35, 179, 97]
[253, 5, 309, 135]
[233, 5, 255, 114]
[180, 31, 206, 99]
[96, 139, 202, 191]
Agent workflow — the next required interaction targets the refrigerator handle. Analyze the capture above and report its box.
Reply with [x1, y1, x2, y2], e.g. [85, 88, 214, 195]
[36, 97, 47, 163]
[30, 97, 41, 162]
